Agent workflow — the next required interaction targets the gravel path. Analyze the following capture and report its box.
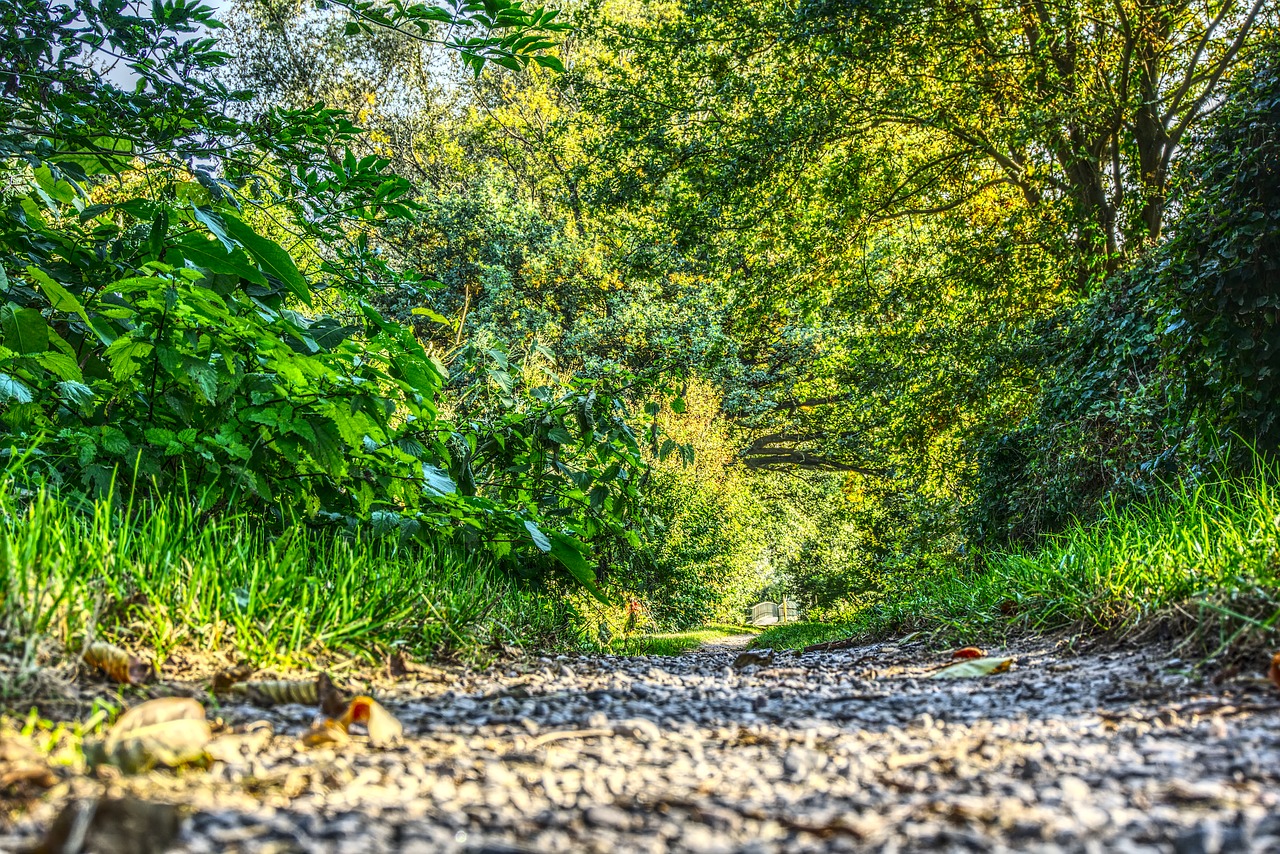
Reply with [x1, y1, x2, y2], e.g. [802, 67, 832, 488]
[4, 636, 1280, 853]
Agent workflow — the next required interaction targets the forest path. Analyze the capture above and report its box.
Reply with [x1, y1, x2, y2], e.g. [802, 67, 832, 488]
[5, 638, 1280, 853]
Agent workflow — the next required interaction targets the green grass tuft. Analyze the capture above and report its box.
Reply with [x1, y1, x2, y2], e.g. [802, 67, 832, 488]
[757, 469, 1280, 662]
[0, 478, 572, 689]
[613, 623, 757, 656]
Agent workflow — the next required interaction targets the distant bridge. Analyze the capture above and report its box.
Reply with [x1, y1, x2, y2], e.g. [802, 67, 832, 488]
[750, 598, 802, 627]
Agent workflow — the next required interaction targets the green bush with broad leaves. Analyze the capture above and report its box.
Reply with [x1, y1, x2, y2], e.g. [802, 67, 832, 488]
[0, 0, 645, 598]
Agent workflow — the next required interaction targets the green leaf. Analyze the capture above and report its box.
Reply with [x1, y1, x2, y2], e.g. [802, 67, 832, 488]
[105, 336, 154, 381]
[192, 206, 234, 251]
[410, 306, 451, 324]
[1, 305, 49, 354]
[25, 266, 88, 323]
[221, 214, 311, 305]
[52, 137, 133, 176]
[56, 381, 95, 407]
[0, 374, 34, 404]
[670, 397, 686, 414]
[422, 463, 458, 496]
[524, 519, 552, 552]
[547, 427, 573, 444]
[547, 531, 607, 603]
[37, 351, 83, 381]
[175, 237, 267, 284]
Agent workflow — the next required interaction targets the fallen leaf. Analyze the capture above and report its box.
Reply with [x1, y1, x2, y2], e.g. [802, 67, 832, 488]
[86, 698, 211, 774]
[317, 673, 348, 719]
[340, 695, 403, 746]
[1270, 651, 1280, 691]
[210, 664, 255, 694]
[82, 642, 151, 685]
[230, 679, 319, 706]
[25, 797, 180, 854]
[951, 647, 985, 659]
[0, 738, 57, 794]
[300, 719, 350, 748]
[111, 697, 204, 733]
[929, 657, 1014, 679]
[732, 649, 775, 670]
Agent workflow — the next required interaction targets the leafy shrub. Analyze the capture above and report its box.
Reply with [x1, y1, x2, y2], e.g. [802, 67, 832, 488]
[0, 0, 641, 595]
[969, 44, 1280, 547]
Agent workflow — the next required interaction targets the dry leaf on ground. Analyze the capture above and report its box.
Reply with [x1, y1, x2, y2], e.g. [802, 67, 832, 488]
[929, 657, 1014, 679]
[300, 719, 351, 748]
[951, 647, 985, 659]
[732, 650, 775, 670]
[111, 697, 204, 733]
[1269, 652, 1280, 690]
[86, 698, 211, 774]
[82, 642, 151, 685]
[340, 696, 404, 746]
[230, 679, 319, 706]
[0, 738, 57, 794]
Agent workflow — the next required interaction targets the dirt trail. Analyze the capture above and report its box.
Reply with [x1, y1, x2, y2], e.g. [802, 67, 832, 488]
[4, 637, 1280, 853]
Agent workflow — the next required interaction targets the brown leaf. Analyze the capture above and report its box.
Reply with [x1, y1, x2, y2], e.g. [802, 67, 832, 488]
[951, 647, 985, 659]
[25, 797, 180, 854]
[210, 664, 255, 694]
[732, 649, 775, 670]
[317, 673, 348, 719]
[340, 696, 404, 747]
[86, 699, 211, 774]
[387, 652, 409, 679]
[230, 679, 319, 706]
[0, 739, 57, 794]
[82, 642, 151, 685]
[111, 697, 205, 734]
[94, 719, 212, 774]
[300, 719, 350, 749]
[1269, 651, 1280, 691]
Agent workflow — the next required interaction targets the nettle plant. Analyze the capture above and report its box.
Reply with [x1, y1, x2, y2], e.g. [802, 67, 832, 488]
[0, 0, 639, 597]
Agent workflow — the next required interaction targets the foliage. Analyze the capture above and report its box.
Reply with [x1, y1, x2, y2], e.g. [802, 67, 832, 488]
[0, 473, 578, 676]
[0, 0, 653, 594]
[969, 43, 1280, 546]
[758, 460, 1280, 663]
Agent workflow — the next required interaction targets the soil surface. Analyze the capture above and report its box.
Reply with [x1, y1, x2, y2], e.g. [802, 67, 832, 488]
[3, 636, 1280, 853]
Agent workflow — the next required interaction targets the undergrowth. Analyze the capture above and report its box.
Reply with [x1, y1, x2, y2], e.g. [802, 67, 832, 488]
[0, 477, 581, 690]
[757, 468, 1280, 666]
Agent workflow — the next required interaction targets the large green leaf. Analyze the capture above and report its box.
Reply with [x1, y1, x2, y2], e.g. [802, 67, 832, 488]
[524, 519, 552, 552]
[1, 305, 49, 354]
[0, 374, 34, 404]
[421, 463, 458, 496]
[25, 266, 88, 322]
[221, 214, 311, 305]
[176, 236, 267, 285]
[547, 531, 607, 603]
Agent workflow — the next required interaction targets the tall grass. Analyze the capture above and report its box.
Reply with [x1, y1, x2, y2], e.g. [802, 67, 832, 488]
[0, 477, 571, 680]
[757, 468, 1280, 662]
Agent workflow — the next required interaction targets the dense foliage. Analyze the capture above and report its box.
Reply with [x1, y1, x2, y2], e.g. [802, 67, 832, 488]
[2, 0, 1276, 647]
[0, 0, 663, 601]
